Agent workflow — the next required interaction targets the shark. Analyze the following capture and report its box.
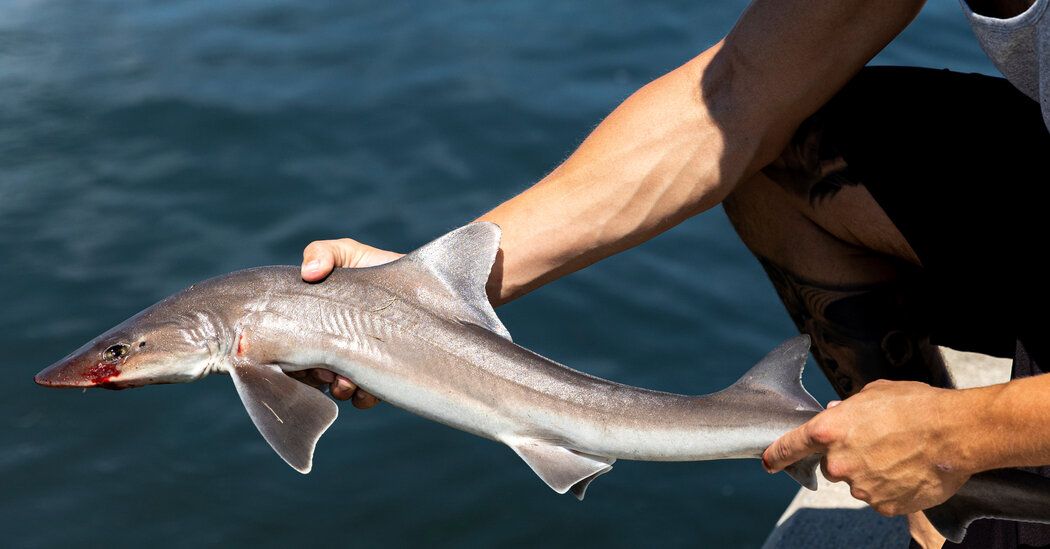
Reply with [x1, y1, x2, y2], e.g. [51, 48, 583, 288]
[34, 222, 1050, 541]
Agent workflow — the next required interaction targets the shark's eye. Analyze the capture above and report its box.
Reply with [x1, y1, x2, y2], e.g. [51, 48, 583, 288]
[102, 344, 130, 362]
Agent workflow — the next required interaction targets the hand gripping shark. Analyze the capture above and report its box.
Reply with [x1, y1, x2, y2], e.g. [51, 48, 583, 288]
[34, 223, 1050, 541]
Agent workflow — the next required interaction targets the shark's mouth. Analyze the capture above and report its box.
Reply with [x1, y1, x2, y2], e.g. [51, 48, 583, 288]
[84, 362, 121, 384]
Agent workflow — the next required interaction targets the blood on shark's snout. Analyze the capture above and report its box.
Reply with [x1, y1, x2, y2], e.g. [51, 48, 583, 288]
[84, 362, 120, 384]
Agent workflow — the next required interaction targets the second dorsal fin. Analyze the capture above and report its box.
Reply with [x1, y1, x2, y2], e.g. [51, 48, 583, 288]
[392, 222, 511, 340]
[727, 335, 819, 413]
[723, 335, 823, 490]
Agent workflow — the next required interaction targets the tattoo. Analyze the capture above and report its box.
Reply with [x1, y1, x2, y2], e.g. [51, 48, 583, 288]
[758, 257, 950, 397]
[761, 109, 859, 203]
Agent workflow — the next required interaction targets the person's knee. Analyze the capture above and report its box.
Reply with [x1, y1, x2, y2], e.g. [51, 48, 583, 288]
[723, 173, 817, 270]
[728, 138, 919, 267]
[725, 164, 912, 289]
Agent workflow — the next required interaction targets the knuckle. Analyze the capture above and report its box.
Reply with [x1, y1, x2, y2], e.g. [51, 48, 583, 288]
[876, 503, 899, 517]
[849, 486, 870, 502]
[863, 379, 890, 391]
[808, 421, 836, 445]
[824, 458, 850, 480]
[773, 443, 791, 463]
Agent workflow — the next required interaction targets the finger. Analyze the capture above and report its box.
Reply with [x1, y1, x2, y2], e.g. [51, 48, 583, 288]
[352, 389, 380, 409]
[874, 502, 901, 517]
[331, 376, 357, 401]
[311, 369, 336, 385]
[763, 421, 830, 473]
[827, 400, 842, 408]
[302, 241, 339, 282]
[287, 369, 325, 389]
[821, 455, 852, 483]
[850, 486, 871, 503]
[820, 455, 835, 481]
[355, 247, 403, 268]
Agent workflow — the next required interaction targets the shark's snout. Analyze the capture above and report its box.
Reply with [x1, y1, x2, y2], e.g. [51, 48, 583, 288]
[35, 354, 123, 389]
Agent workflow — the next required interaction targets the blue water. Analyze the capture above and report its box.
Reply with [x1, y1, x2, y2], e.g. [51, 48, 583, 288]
[1, 2, 996, 547]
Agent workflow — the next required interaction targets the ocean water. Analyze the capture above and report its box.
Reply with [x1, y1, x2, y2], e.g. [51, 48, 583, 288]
[0, 1, 996, 547]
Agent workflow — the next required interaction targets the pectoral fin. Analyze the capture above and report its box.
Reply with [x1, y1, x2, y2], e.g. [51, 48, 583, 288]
[230, 363, 339, 474]
[504, 436, 615, 500]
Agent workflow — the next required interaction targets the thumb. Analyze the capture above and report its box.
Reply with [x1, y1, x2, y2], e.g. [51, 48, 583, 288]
[354, 247, 404, 268]
[762, 419, 830, 473]
[301, 241, 340, 282]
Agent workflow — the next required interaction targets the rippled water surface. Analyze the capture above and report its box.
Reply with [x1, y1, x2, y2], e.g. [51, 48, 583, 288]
[1, 1, 995, 547]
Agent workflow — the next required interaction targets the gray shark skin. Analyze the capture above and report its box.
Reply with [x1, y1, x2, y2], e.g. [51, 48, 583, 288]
[33, 222, 1047, 540]
[926, 469, 1050, 543]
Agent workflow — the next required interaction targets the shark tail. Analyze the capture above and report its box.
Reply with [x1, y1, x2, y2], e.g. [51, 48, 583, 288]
[923, 497, 971, 544]
[727, 335, 824, 490]
[924, 468, 1050, 544]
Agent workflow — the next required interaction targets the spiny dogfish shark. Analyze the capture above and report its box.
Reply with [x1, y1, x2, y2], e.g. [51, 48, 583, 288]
[35, 222, 1050, 542]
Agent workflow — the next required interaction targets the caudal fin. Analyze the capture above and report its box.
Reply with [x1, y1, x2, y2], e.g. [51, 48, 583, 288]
[728, 335, 823, 490]
[923, 500, 970, 544]
[925, 469, 1050, 543]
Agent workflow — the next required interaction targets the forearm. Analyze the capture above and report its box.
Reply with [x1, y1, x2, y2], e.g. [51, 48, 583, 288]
[954, 374, 1050, 473]
[476, 0, 925, 304]
[478, 44, 744, 303]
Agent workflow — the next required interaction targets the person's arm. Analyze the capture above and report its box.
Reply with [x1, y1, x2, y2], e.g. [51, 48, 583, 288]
[474, 0, 927, 303]
[300, 0, 925, 389]
[763, 375, 1050, 516]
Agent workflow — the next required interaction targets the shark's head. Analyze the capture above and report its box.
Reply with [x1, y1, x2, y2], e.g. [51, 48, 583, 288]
[35, 299, 224, 390]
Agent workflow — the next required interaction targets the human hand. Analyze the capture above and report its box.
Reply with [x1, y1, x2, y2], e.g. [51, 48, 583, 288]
[294, 237, 404, 407]
[301, 237, 404, 282]
[762, 379, 972, 516]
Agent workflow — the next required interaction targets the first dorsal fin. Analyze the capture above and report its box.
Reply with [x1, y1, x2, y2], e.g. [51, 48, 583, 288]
[393, 222, 511, 340]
